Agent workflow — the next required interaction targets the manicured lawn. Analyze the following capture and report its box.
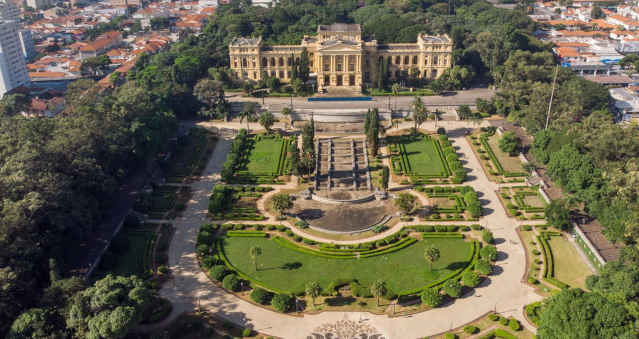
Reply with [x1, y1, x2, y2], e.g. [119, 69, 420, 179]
[221, 237, 472, 295]
[486, 134, 525, 173]
[547, 236, 593, 289]
[399, 135, 447, 176]
[246, 137, 282, 175]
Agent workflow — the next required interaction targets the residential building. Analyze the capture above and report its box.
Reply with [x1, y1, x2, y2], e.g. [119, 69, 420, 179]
[251, 0, 277, 7]
[0, 0, 20, 21]
[26, 0, 54, 10]
[19, 29, 37, 60]
[229, 23, 453, 92]
[79, 31, 122, 58]
[0, 20, 30, 96]
[610, 86, 639, 123]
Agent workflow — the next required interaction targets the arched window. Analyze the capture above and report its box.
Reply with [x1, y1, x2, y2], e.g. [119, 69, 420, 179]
[278, 57, 284, 67]
[261, 57, 267, 67]
[404, 55, 409, 65]
[395, 56, 400, 64]
[270, 57, 275, 67]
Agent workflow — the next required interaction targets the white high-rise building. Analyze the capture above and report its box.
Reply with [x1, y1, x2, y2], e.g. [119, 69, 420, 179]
[18, 29, 35, 60]
[0, 0, 20, 21]
[0, 20, 30, 96]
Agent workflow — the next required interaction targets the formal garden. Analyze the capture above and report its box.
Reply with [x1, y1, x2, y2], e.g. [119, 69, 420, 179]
[387, 132, 465, 184]
[430, 312, 535, 339]
[195, 223, 504, 315]
[468, 128, 528, 183]
[208, 185, 273, 221]
[221, 130, 294, 184]
[498, 186, 547, 221]
[415, 186, 482, 221]
[134, 185, 191, 220]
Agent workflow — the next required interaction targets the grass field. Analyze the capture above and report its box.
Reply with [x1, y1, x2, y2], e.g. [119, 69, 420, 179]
[548, 236, 593, 289]
[403, 137, 447, 176]
[246, 137, 282, 174]
[222, 237, 472, 294]
[486, 134, 525, 173]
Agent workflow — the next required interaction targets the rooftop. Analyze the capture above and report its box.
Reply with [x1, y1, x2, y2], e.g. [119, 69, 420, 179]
[318, 23, 361, 33]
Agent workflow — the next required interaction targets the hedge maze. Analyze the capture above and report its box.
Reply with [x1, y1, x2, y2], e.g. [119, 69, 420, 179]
[387, 133, 465, 184]
[499, 186, 546, 220]
[222, 130, 293, 184]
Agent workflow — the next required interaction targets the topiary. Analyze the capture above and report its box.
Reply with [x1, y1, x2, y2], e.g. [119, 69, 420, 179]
[480, 245, 498, 261]
[499, 316, 508, 325]
[443, 279, 462, 298]
[462, 270, 481, 288]
[475, 259, 492, 275]
[488, 313, 499, 321]
[463, 325, 478, 334]
[222, 274, 240, 292]
[250, 287, 272, 305]
[444, 333, 457, 339]
[421, 288, 443, 307]
[242, 328, 252, 337]
[482, 230, 494, 244]
[508, 318, 521, 331]
[209, 265, 229, 282]
[272, 293, 293, 313]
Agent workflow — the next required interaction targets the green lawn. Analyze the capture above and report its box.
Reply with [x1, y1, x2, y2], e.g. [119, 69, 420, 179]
[548, 236, 593, 289]
[399, 135, 447, 176]
[221, 237, 471, 295]
[246, 137, 282, 175]
[486, 134, 525, 173]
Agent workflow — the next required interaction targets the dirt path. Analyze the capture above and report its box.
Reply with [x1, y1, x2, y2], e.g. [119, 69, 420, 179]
[153, 124, 542, 338]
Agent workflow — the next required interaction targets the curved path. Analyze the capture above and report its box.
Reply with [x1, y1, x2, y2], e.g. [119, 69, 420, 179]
[157, 124, 542, 339]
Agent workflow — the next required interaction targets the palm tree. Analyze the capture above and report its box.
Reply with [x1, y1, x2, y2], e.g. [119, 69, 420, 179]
[431, 109, 443, 129]
[424, 245, 440, 271]
[240, 102, 257, 132]
[391, 83, 400, 111]
[370, 280, 387, 307]
[249, 246, 262, 271]
[411, 96, 428, 133]
[305, 281, 321, 307]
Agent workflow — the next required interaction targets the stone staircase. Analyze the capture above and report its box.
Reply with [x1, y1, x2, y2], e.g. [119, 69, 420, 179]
[314, 138, 372, 192]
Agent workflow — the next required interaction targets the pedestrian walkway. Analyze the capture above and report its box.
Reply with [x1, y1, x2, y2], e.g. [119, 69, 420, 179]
[155, 124, 542, 339]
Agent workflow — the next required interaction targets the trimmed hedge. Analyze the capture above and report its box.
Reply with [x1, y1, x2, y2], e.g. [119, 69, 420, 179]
[226, 231, 267, 238]
[494, 329, 519, 339]
[537, 232, 570, 289]
[479, 134, 527, 178]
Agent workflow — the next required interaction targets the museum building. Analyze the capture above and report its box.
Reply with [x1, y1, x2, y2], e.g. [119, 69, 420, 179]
[229, 23, 453, 92]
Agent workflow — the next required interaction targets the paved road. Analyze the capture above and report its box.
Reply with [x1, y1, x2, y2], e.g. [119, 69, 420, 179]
[227, 88, 495, 113]
[156, 121, 542, 339]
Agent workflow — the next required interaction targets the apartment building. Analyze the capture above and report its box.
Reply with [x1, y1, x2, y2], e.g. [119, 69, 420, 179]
[0, 20, 30, 96]
[0, 0, 20, 21]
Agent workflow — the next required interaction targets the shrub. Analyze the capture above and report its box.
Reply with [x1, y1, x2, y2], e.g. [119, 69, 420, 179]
[532, 249, 541, 255]
[295, 220, 309, 229]
[444, 334, 457, 339]
[471, 224, 482, 230]
[437, 127, 446, 135]
[201, 256, 217, 269]
[499, 317, 508, 325]
[479, 331, 496, 339]
[222, 274, 241, 292]
[462, 271, 481, 288]
[443, 279, 462, 298]
[250, 287, 272, 305]
[508, 318, 521, 331]
[488, 314, 499, 321]
[421, 288, 443, 308]
[242, 328, 252, 337]
[476, 259, 492, 275]
[209, 265, 229, 282]
[528, 277, 539, 284]
[522, 225, 532, 231]
[482, 230, 494, 244]
[480, 245, 498, 261]
[272, 293, 293, 313]
[464, 325, 479, 334]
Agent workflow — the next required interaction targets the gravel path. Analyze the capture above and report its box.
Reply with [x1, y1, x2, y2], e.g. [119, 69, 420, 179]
[153, 124, 542, 339]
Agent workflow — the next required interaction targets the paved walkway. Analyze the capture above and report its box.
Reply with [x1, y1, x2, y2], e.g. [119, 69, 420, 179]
[156, 124, 542, 339]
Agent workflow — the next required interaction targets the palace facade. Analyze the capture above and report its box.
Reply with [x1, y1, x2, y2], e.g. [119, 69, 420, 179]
[228, 23, 453, 92]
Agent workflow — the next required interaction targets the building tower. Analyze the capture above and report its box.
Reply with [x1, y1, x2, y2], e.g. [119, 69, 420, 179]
[0, 20, 30, 96]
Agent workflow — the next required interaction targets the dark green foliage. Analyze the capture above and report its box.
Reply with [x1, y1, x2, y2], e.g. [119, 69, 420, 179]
[480, 245, 498, 262]
[475, 259, 492, 275]
[538, 289, 635, 339]
[443, 279, 462, 298]
[250, 287, 272, 305]
[498, 131, 519, 155]
[210, 265, 229, 282]
[421, 288, 443, 308]
[508, 318, 521, 331]
[482, 230, 494, 244]
[545, 200, 571, 231]
[271, 294, 293, 313]
[464, 325, 478, 334]
[222, 274, 241, 292]
[462, 271, 480, 288]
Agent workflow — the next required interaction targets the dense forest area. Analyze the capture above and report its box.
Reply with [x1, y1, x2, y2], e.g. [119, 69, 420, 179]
[0, 0, 638, 337]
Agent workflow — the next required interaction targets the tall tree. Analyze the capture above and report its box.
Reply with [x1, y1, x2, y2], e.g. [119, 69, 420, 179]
[424, 245, 440, 271]
[305, 281, 321, 307]
[370, 280, 387, 307]
[258, 111, 276, 133]
[249, 246, 262, 271]
[194, 79, 226, 118]
[240, 102, 257, 132]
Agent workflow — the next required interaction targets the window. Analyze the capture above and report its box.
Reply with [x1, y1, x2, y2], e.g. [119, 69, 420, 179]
[412, 55, 418, 65]
[278, 57, 284, 67]
[252, 58, 256, 67]
[324, 63, 330, 72]
[262, 57, 267, 67]
[270, 57, 275, 67]
[349, 75, 355, 86]
[337, 63, 342, 72]
[324, 75, 330, 85]
[233, 58, 237, 68]
[287, 57, 292, 66]
[279, 70, 284, 78]
[432, 69, 437, 78]
[242, 58, 247, 67]
[253, 72, 257, 79]
[336, 75, 343, 86]
[433, 56, 438, 65]
[404, 55, 409, 65]
[270, 70, 275, 77]
[348, 63, 355, 72]
[395, 56, 400, 64]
